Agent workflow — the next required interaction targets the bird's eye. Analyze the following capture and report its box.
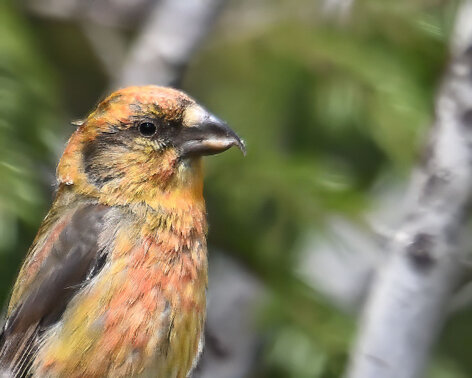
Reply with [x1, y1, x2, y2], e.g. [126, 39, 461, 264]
[138, 122, 157, 137]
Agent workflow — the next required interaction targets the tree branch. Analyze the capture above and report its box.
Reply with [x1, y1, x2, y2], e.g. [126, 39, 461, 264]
[80, 22, 127, 81]
[346, 2, 472, 377]
[117, 0, 229, 88]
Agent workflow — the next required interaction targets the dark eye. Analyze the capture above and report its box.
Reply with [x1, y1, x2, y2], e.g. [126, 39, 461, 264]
[138, 122, 157, 137]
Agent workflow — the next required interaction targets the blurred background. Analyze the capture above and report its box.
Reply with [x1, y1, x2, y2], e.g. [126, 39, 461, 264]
[0, 0, 469, 377]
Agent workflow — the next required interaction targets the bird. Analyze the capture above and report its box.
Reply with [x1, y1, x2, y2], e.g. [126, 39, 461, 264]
[0, 85, 245, 378]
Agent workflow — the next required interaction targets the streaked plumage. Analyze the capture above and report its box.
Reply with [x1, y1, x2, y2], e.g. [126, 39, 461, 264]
[0, 86, 244, 377]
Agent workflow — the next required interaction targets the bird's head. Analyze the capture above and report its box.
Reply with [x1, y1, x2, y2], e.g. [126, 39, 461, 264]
[57, 86, 245, 208]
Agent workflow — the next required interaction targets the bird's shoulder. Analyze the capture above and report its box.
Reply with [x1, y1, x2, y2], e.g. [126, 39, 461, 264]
[8, 194, 111, 314]
[0, 193, 115, 377]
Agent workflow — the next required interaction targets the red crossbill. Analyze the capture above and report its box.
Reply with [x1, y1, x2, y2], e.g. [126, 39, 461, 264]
[0, 86, 245, 377]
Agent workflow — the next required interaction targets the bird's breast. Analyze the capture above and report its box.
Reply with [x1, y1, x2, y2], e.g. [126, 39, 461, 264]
[33, 207, 208, 378]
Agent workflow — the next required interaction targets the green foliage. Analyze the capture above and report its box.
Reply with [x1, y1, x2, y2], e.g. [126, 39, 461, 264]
[0, 2, 62, 304]
[184, 0, 459, 375]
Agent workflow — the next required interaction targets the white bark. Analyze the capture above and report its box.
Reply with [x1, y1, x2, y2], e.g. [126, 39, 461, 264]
[80, 22, 128, 82]
[346, 2, 472, 378]
[117, 0, 229, 88]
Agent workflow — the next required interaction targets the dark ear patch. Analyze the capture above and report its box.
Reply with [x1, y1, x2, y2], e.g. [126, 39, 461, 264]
[82, 130, 131, 188]
[81, 116, 182, 188]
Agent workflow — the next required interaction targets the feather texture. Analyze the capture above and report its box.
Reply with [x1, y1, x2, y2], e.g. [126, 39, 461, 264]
[0, 86, 243, 377]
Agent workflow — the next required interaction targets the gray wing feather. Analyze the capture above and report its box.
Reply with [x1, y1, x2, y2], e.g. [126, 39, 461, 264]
[0, 203, 110, 377]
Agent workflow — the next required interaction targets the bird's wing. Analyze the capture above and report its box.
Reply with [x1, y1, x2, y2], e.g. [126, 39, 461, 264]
[0, 202, 110, 377]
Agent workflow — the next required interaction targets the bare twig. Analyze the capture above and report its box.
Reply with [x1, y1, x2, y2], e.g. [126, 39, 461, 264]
[117, 0, 229, 88]
[80, 22, 127, 81]
[346, 2, 472, 378]
[297, 217, 382, 313]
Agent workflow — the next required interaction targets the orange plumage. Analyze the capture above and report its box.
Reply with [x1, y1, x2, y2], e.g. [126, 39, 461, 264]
[0, 86, 245, 377]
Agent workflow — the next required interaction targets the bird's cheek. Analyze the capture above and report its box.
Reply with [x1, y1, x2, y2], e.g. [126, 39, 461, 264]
[137, 148, 178, 184]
